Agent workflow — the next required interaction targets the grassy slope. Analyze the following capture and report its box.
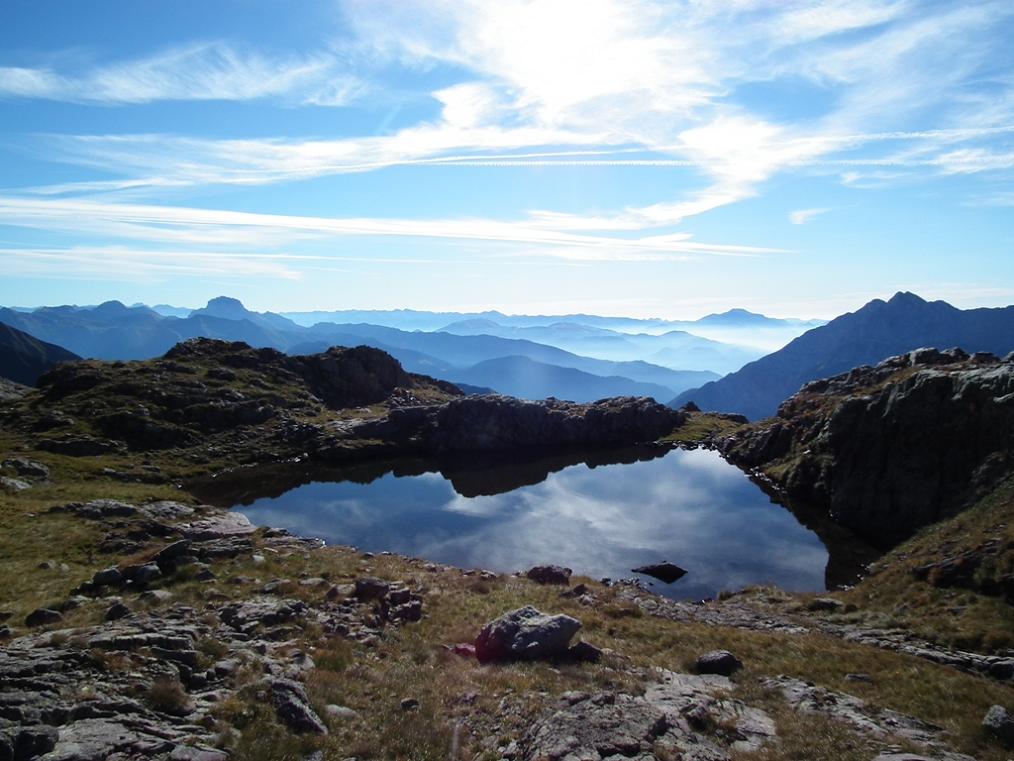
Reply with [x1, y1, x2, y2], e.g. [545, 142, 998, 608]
[841, 475, 1014, 652]
[2, 428, 1013, 760]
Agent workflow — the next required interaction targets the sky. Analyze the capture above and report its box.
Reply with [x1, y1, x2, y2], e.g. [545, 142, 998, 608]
[0, 0, 1012, 320]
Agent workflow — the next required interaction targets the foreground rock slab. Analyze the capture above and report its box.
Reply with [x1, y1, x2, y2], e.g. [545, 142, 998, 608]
[765, 676, 976, 760]
[521, 669, 774, 761]
[474, 606, 582, 663]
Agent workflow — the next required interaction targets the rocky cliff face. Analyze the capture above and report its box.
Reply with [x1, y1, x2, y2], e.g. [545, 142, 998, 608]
[343, 394, 685, 454]
[722, 348, 1014, 547]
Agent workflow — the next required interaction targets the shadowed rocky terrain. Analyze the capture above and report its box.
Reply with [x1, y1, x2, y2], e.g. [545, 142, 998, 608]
[0, 339, 1012, 761]
[721, 347, 1014, 548]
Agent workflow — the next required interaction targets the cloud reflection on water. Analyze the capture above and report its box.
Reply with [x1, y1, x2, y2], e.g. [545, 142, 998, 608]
[238, 448, 827, 599]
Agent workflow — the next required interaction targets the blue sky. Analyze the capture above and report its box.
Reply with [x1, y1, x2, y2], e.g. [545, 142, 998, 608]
[1, 0, 1012, 319]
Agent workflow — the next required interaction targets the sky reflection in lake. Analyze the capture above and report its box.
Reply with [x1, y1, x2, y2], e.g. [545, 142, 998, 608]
[236, 448, 828, 599]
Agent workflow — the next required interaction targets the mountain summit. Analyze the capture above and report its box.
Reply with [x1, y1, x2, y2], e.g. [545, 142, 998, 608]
[672, 292, 1014, 419]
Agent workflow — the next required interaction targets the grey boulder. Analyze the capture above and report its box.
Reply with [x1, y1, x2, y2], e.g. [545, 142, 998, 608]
[983, 704, 1014, 747]
[475, 606, 581, 663]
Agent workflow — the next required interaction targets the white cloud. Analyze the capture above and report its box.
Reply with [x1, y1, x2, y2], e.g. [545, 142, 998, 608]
[1, 246, 310, 281]
[789, 208, 830, 225]
[2, 0, 1013, 261]
[0, 196, 786, 260]
[0, 43, 361, 105]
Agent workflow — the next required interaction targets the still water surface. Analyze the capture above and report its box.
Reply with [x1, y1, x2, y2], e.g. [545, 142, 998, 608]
[205, 447, 846, 600]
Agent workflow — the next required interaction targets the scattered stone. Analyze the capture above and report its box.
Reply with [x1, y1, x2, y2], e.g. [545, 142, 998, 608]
[154, 539, 194, 570]
[355, 576, 390, 602]
[106, 601, 131, 621]
[1, 476, 31, 492]
[25, 608, 63, 627]
[983, 705, 1014, 747]
[2, 456, 50, 480]
[93, 566, 124, 586]
[61, 594, 89, 611]
[326, 583, 354, 600]
[168, 746, 229, 761]
[263, 677, 328, 735]
[140, 589, 174, 603]
[181, 512, 256, 541]
[388, 596, 423, 623]
[126, 563, 163, 587]
[559, 583, 590, 598]
[262, 579, 292, 594]
[632, 561, 688, 584]
[807, 597, 843, 612]
[526, 565, 572, 585]
[474, 606, 582, 663]
[845, 673, 873, 683]
[567, 641, 603, 663]
[325, 704, 360, 720]
[696, 650, 742, 676]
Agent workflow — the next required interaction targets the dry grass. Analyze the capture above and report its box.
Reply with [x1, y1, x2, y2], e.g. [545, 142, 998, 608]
[843, 475, 1014, 652]
[2, 425, 1014, 760]
[661, 412, 748, 443]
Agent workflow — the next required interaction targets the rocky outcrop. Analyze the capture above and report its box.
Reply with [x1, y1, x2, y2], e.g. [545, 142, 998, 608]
[722, 350, 1014, 546]
[0, 498, 431, 760]
[764, 676, 976, 759]
[343, 395, 684, 455]
[520, 670, 775, 761]
[10, 338, 461, 454]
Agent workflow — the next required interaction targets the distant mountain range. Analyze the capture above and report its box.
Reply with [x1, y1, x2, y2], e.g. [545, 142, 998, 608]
[435, 319, 759, 375]
[446, 355, 680, 403]
[0, 297, 717, 402]
[279, 305, 821, 333]
[0, 323, 80, 385]
[672, 292, 1014, 420]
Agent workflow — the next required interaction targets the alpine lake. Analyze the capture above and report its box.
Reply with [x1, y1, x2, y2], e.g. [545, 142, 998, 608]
[193, 445, 878, 600]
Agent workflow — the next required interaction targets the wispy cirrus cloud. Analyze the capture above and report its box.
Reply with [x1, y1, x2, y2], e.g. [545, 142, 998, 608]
[0, 42, 361, 105]
[1, 0, 1012, 298]
[789, 208, 830, 225]
[0, 196, 785, 260]
[12, 0, 1010, 237]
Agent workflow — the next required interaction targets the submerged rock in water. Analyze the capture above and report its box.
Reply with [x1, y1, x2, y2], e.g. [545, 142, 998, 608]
[632, 561, 688, 584]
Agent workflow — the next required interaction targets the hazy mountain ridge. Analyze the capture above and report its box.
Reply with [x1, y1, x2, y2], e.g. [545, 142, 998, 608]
[436, 319, 759, 374]
[0, 298, 717, 402]
[673, 292, 1014, 420]
[445, 355, 683, 403]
